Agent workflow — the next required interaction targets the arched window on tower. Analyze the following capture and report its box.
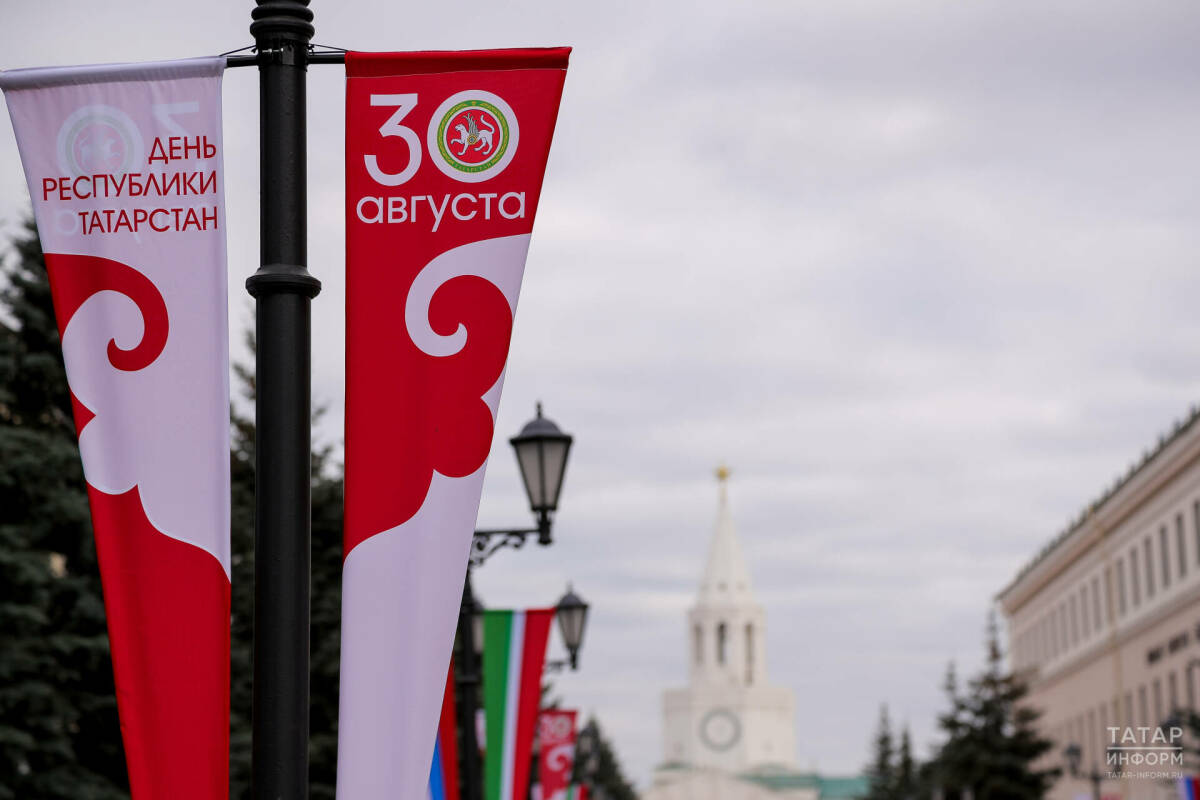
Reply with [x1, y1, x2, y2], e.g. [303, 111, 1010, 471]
[717, 622, 728, 665]
[745, 623, 754, 685]
[694, 624, 703, 666]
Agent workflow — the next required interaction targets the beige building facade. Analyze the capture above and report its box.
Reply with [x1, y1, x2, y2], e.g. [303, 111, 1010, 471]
[998, 410, 1200, 800]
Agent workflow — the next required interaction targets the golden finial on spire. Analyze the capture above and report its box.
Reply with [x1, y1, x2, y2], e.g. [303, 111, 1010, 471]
[716, 463, 731, 483]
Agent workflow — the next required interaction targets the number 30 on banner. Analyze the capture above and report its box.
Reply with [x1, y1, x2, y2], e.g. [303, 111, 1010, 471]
[362, 90, 520, 186]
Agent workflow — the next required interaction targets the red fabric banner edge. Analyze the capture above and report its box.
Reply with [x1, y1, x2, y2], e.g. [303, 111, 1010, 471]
[346, 47, 571, 78]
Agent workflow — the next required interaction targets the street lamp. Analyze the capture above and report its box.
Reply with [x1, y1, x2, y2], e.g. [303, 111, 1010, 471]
[472, 402, 575, 563]
[454, 402, 577, 800]
[510, 402, 574, 545]
[556, 584, 589, 671]
[576, 718, 604, 800]
[1064, 742, 1101, 800]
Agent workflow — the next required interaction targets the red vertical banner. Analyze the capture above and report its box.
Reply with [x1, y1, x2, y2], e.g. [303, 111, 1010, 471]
[0, 58, 231, 799]
[537, 710, 578, 800]
[428, 661, 460, 800]
[340, 48, 570, 800]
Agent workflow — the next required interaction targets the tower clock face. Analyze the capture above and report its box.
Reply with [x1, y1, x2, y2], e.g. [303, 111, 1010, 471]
[699, 708, 741, 752]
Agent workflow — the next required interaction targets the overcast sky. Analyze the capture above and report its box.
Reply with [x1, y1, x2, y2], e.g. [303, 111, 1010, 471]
[5, 0, 1200, 785]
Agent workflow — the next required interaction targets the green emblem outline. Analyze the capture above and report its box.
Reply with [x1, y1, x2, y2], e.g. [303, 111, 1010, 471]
[436, 99, 509, 174]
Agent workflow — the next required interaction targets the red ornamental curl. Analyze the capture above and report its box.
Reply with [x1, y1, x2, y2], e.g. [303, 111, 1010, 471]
[43, 252, 170, 432]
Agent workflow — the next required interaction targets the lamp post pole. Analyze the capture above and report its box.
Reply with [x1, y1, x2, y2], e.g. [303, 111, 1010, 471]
[452, 403, 579, 800]
[455, 565, 588, 800]
[1064, 743, 1102, 800]
[456, 570, 484, 800]
[247, 2, 321, 798]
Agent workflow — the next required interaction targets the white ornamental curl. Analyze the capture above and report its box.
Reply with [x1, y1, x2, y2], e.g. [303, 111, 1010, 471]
[403, 234, 531, 358]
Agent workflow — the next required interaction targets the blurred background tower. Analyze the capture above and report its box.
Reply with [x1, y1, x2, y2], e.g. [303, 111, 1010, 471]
[643, 467, 866, 800]
[662, 465, 796, 771]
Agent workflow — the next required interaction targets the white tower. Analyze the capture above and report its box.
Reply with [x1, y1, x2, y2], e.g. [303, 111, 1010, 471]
[661, 467, 796, 772]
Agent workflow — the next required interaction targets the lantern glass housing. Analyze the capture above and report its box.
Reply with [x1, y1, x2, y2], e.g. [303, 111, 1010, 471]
[472, 610, 485, 653]
[1063, 743, 1081, 776]
[510, 402, 573, 515]
[556, 584, 589, 668]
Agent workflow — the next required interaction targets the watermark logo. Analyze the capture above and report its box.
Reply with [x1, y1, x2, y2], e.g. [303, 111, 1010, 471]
[1105, 726, 1184, 780]
[57, 104, 143, 178]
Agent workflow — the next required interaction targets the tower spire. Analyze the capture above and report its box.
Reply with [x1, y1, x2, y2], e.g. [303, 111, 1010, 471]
[697, 464, 754, 606]
[716, 463, 730, 504]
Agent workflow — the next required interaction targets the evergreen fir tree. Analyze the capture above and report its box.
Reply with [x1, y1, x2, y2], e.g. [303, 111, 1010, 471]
[867, 704, 896, 800]
[228, 337, 256, 799]
[895, 725, 917, 800]
[931, 614, 1059, 800]
[571, 717, 637, 800]
[0, 222, 348, 799]
[226, 330, 345, 800]
[0, 219, 127, 798]
[307, 413, 345, 800]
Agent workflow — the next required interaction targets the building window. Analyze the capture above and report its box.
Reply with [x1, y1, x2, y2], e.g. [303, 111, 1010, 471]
[1179, 514, 1188, 579]
[1117, 558, 1128, 615]
[1093, 575, 1103, 629]
[1154, 679, 1163, 727]
[1170, 671, 1179, 712]
[1099, 704, 1108, 757]
[1081, 585, 1091, 638]
[717, 622, 727, 665]
[1069, 595, 1079, 646]
[694, 624, 703, 666]
[1139, 685, 1149, 726]
[745, 623, 754, 685]
[1058, 604, 1067, 654]
[1145, 537, 1155, 598]
[1195, 500, 1200, 567]
[1131, 548, 1142, 607]
[1125, 692, 1133, 726]
[1088, 709, 1096, 764]
[1161, 526, 1171, 589]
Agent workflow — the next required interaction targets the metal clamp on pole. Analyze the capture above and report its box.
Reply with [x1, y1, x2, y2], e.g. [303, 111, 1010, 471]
[248, 2, 320, 799]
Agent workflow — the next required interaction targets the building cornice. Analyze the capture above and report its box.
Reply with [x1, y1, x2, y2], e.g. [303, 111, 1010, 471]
[998, 406, 1200, 614]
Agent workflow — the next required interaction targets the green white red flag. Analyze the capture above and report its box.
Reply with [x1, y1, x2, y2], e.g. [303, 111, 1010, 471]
[483, 608, 556, 800]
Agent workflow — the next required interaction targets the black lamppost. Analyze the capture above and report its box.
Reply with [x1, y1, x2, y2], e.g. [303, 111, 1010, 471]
[244, 5, 321, 800]
[576, 718, 604, 800]
[1064, 742, 1101, 800]
[526, 586, 591, 800]
[455, 402, 581, 800]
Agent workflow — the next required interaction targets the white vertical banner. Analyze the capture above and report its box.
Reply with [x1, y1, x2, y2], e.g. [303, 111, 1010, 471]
[1, 58, 231, 799]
